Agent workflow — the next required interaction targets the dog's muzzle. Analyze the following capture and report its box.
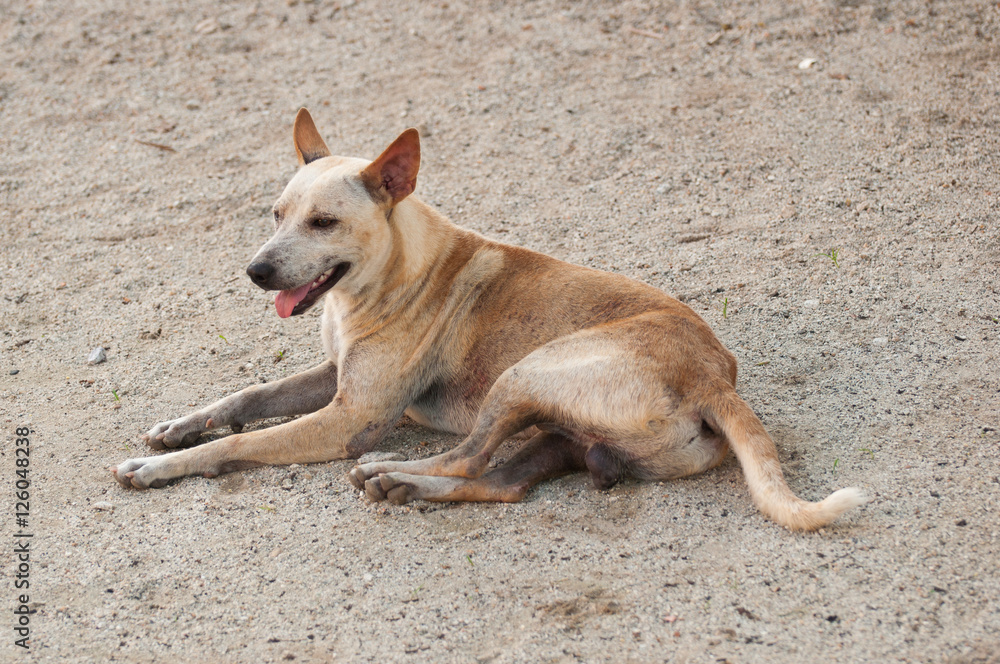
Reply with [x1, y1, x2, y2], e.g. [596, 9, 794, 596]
[247, 261, 275, 289]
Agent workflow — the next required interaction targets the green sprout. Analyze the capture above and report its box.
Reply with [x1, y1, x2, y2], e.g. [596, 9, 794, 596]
[111, 390, 120, 401]
[218, 334, 229, 344]
[722, 297, 729, 319]
[832, 458, 840, 472]
[859, 448, 875, 460]
[465, 554, 474, 567]
[814, 248, 840, 268]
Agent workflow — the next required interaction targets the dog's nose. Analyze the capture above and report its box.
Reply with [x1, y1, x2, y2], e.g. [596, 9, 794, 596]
[246, 262, 275, 288]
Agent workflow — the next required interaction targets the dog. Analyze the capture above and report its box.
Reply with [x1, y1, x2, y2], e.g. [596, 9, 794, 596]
[112, 108, 865, 530]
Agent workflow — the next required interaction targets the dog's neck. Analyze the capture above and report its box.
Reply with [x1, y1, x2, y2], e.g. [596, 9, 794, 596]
[388, 196, 456, 283]
[329, 195, 471, 336]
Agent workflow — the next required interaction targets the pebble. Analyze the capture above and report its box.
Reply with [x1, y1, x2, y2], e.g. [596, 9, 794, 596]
[185, 100, 201, 110]
[798, 58, 817, 69]
[9, 370, 18, 375]
[357, 451, 405, 464]
[87, 347, 107, 364]
[93, 501, 114, 512]
[954, 334, 967, 341]
[872, 337, 889, 347]
[803, 299, 819, 308]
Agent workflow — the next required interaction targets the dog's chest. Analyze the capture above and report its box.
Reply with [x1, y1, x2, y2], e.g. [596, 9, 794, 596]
[320, 296, 345, 361]
[405, 382, 477, 435]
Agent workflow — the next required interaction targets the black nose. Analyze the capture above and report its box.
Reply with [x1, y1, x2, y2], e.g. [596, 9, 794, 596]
[246, 261, 274, 288]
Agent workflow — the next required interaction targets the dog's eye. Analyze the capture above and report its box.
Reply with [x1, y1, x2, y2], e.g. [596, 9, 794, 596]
[313, 217, 338, 228]
[273, 210, 281, 224]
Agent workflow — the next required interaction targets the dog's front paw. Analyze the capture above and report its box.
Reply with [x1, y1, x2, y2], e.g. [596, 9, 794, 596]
[141, 414, 212, 450]
[111, 454, 180, 489]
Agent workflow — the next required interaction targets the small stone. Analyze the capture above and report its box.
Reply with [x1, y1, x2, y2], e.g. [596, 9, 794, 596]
[193, 17, 221, 34]
[93, 501, 115, 512]
[357, 451, 405, 464]
[363, 573, 373, 582]
[803, 299, 820, 309]
[88, 347, 107, 365]
[872, 337, 889, 347]
[798, 58, 817, 70]
[281, 479, 294, 490]
[9, 370, 18, 375]
[954, 334, 967, 341]
[956, 519, 967, 527]
[185, 100, 201, 110]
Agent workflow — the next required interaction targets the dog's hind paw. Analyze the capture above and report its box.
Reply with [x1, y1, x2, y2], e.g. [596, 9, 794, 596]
[378, 473, 421, 505]
[364, 476, 389, 501]
[348, 466, 370, 491]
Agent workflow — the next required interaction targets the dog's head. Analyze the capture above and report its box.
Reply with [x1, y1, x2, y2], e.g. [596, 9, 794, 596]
[247, 109, 420, 317]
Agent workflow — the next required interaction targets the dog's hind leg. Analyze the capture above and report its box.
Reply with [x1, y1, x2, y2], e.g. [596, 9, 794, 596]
[365, 431, 586, 504]
[349, 367, 550, 488]
[143, 360, 338, 449]
[350, 322, 664, 488]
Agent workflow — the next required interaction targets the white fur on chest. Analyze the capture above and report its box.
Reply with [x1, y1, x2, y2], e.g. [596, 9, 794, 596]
[320, 292, 346, 364]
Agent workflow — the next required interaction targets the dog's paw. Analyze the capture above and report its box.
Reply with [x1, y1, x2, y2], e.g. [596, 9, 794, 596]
[364, 476, 388, 501]
[359, 472, 412, 504]
[348, 466, 371, 491]
[358, 471, 414, 504]
[111, 454, 180, 489]
[377, 473, 416, 505]
[141, 414, 212, 450]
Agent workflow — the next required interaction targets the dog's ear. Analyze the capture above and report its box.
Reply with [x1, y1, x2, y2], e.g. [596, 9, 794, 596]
[293, 108, 331, 165]
[360, 128, 420, 206]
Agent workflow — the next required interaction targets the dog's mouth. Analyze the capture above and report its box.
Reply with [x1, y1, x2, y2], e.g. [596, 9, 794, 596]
[274, 263, 351, 318]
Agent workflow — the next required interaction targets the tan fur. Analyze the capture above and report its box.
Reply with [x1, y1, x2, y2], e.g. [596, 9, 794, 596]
[112, 109, 865, 531]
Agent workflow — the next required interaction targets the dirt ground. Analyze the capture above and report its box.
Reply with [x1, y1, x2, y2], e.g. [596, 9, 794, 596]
[2, 0, 999, 662]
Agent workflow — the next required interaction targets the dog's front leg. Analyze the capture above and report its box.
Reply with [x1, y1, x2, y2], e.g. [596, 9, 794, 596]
[142, 360, 338, 449]
[114, 389, 407, 489]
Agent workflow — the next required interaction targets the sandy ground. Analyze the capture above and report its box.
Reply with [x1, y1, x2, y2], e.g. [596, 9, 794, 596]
[2, 0, 1000, 662]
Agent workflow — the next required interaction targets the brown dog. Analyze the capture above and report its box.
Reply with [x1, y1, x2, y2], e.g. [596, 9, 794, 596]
[112, 109, 864, 530]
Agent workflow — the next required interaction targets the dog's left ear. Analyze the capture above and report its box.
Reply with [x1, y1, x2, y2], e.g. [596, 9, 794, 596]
[360, 128, 420, 206]
[293, 108, 331, 165]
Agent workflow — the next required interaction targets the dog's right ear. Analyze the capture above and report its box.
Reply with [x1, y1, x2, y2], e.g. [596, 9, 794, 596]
[293, 108, 331, 165]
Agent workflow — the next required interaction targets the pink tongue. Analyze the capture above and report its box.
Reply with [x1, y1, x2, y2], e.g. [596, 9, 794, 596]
[274, 283, 312, 318]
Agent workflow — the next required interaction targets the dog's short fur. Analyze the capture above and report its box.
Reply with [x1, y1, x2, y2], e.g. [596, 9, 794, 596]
[113, 109, 865, 530]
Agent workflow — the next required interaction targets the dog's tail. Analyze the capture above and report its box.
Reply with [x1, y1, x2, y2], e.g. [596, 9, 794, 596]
[700, 387, 865, 531]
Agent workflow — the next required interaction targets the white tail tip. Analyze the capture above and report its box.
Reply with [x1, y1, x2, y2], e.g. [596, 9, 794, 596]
[818, 487, 868, 521]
